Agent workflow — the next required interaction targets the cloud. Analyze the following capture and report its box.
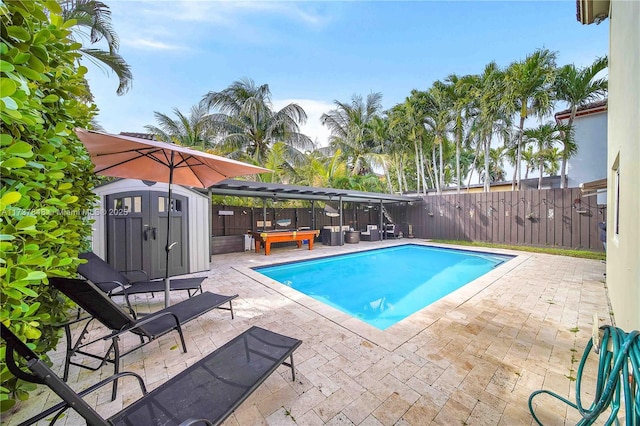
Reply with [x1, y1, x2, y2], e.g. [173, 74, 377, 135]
[124, 38, 183, 51]
[273, 99, 334, 148]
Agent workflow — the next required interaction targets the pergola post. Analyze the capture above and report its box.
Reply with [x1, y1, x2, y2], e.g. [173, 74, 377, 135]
[262, 199, 267, 231]
[339, 196, 344, 245]
[379, 200, 384, 239]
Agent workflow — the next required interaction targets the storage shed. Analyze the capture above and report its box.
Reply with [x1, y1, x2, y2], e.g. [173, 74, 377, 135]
[90, 179, 210, 279]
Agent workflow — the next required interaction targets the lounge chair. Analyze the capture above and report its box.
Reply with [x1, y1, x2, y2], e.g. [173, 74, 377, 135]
[77, 251, 205, 301]
[2, 323, 301, 426]
[361, 225, 381, 241]
[50, 277, 237, 400]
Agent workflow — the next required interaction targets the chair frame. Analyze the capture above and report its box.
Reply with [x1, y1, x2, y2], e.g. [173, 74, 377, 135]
[50, 277, 237, 400]
[2, 324, 301, 426]
[77, 252, 205, 304]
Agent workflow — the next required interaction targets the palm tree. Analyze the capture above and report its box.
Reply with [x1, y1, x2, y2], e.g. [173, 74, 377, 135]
[386, 104, 414, 193]
[543, 147, 562, 176]
[321, 93, 383, 176]
[521, 145, 536, 180]
[298, 149, 349, 188]
[504, 48, 557, 190]
[369, 116, 395, 193]
[201, 78, 313, 166]
[145, 104, 214, 150]
[445, 74, 474, 193]
[523, 122, 565, 189]
[420, 84, 455, 194]
[467, 62, 508, 192]
[554, 56, 608, 188]
[61, 0, 133, 95]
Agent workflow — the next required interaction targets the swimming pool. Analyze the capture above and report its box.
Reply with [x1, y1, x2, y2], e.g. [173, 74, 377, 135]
[254, 244, 512, 330]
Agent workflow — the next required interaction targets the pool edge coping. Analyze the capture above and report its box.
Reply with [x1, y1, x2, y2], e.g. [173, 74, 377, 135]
[234, 241, 530, 351]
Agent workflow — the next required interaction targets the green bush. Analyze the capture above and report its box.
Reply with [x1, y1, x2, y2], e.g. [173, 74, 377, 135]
[1, 0, 98, 412]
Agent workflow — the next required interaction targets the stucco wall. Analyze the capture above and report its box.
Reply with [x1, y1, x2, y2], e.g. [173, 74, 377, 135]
[565, 111, 608, 204]
[90, 179, 211, 274]
[607, 0, 640, 330]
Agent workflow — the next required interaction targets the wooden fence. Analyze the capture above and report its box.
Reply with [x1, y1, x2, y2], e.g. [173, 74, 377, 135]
[407, 188, 606, 251]
[211, 188, 606, 253]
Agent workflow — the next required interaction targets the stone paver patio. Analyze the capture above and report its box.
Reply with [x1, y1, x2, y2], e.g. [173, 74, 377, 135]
[5, 240, 612, 425]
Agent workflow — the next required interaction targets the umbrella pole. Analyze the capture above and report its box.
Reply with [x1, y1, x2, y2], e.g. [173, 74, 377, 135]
[164, 153, 175, 308]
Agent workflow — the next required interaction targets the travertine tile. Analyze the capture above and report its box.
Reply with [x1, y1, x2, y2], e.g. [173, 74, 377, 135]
[5, 242, 610, 426]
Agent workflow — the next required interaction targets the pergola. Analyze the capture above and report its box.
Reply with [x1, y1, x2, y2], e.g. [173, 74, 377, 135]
[207, 179, 423, 241]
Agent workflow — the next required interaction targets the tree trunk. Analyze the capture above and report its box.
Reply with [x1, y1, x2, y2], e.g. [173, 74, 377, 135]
[382, 159, 393, 194]
[413, 139, 421, 194]
[514, 113, 526, 191]
[396, 154, 404, 193]
[561, 106, 577, 189]
[456, 128, 461, 194]
[419, 141, 428, 194]
[432, 145, 440, 193]
[484, 134, 491, 192]
[438, 136, 444, 192]
[538, 160, 544, 190]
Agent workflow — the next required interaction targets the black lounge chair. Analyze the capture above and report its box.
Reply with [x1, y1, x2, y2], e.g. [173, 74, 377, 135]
[50, 277, 237, 400]
[77, 251, 205, 301]
[2, 323, 301, 426]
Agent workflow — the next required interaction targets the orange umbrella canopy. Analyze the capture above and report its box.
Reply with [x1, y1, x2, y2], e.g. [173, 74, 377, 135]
[75, 128, 270, 187]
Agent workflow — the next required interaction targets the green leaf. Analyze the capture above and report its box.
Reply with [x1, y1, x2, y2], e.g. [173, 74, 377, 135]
[0, 79, 17, 97]
[5, 141, 33, 157]
[27, 55, 45, 73]
[16, 217, 37, 229]
[6, 26, 31, 42]
[12, 52, 31, 65]
[15, 287, 39, 298]
[0, 235, 16, 241]
[0, 60, 14, 73]
[17, 271, 47, 282]
[42, 94, 59, 103]
[44, 0, 62, 14]
[0, 134, 12, 146]
[0, 192, 21, 206]
[32, 30, 51, 45]
[14, 66, 44, 82]
[1, 96, 19, 111]
[0, 398, 16, 412]
[1, 158, 27, 169]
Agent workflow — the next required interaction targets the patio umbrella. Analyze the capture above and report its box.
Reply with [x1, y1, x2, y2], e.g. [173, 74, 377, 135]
[75, 128, 270, 307]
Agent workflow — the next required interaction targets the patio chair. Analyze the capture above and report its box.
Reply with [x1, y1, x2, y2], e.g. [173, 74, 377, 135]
[361, 225, 380, 241]
[77, 251, 205, 302]
[50, 277, 237, 400]
[2, 323, 302, 426]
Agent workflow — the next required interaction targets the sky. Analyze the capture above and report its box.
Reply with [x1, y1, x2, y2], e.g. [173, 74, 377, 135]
[85, 1, 609, 148]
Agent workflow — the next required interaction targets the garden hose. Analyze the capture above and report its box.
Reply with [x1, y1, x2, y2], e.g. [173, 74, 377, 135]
[529, 325, 639, 425]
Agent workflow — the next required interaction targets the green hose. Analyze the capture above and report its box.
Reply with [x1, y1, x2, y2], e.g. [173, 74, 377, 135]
[528, 325, 639, 425]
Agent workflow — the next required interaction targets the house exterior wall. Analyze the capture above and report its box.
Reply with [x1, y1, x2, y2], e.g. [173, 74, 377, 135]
[607, 0, 640, 330]
[90, 179, 211, 274]
[561, 111, 608, 204]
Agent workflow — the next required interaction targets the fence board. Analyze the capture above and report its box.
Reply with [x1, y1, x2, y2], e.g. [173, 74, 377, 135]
[211, 188, 605, 252]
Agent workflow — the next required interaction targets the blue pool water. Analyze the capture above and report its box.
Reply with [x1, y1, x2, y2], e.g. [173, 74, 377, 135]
[255, 244, 512, 330]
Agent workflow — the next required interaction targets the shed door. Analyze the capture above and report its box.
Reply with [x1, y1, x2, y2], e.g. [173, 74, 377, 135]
[106, 191, 189, 279]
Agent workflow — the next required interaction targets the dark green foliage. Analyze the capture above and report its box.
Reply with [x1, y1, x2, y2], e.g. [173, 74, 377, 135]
[1, 0, 98, 412]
